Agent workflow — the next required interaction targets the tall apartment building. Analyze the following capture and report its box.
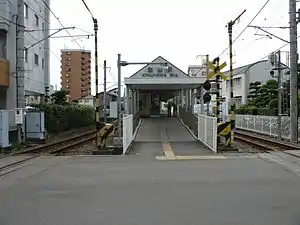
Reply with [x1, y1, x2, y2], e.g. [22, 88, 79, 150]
[0, 0, 50, 129]
[60, 49, 91, 101]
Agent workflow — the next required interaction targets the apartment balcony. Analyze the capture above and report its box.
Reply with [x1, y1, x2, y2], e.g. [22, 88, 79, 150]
[0, 59, 9, 87]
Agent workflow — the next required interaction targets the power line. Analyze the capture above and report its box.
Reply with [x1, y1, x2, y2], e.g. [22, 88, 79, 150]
[25, 27, 75, 32]
[218, 0, 271, 57]
[108, 67, 117, 83]
[40, 0, 82, 49]
[75, 27, 94, 35]
[25, 0, 50, 25]
[233, 35, 298, 75]
[230, 10, 290, 61]
[80, 0, 95, 18]
[257, 35, 298, 62]
[25, 32, 60, 59]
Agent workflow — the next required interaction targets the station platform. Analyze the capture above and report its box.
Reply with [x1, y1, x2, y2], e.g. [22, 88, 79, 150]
[129, 117, 212, 158]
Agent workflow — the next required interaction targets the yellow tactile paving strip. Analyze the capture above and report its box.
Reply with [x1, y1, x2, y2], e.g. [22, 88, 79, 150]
[162, 142, 176, 159]
[156, 155, 227, 160]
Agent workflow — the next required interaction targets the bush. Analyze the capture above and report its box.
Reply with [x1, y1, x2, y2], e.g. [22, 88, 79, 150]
[34, 103, 95, 133]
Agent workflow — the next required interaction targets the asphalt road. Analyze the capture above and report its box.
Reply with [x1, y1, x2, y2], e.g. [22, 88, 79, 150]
[1, 154, 300, 225]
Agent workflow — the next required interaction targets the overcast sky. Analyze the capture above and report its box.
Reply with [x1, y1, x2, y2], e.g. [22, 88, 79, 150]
[49, 0, 290, 94]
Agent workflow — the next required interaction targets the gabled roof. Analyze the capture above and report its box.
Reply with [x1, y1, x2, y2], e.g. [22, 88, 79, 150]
[98, 88, 118, 96]
[223, 60, 269, 76]
[129, 56, 189, 78]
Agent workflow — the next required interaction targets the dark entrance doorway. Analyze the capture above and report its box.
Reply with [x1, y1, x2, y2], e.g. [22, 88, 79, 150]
[150, 93, 160, 117]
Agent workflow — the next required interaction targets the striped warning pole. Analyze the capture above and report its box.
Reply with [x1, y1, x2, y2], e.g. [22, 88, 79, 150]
[215, 58, 222, 124]
[228, 20, 235, 145]
[227, 11, 245, 145]
[214, 58, 222, 148]
[93, 18, 100, 146]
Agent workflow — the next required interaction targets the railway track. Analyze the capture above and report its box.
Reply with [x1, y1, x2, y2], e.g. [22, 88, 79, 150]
[0, 119, 121, 176]
[0, 130, 96, 176]
[234, 129, 300, 152]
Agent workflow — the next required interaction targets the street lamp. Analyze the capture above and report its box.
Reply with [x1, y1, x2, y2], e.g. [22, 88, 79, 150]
[117, 53, 169, 130]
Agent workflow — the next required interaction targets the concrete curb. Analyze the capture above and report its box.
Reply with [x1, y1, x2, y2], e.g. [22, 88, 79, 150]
[133, 118, 142, 140]
[177, 117, 197, 141]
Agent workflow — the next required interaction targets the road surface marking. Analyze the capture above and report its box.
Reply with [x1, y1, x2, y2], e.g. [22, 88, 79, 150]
[160, 127, 176, 159]
[156, 155, 227, 160]
[176, 155, 227, 160]
[162, 142, 176, 159]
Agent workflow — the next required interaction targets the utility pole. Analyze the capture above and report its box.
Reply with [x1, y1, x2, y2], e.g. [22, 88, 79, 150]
[80, 0, 106, 148]
[93, 18, 101, 146]
[289, 0, 298, 143]
[227, 9, 246, 144]
[117, 54, 122, 133]
[103, 60, 107, 123]
[206, 54, 209, 116]
[16, 1, 26, 144]
[277, 50, 282, 140]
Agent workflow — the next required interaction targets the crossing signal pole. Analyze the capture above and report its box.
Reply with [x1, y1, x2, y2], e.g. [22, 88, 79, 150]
[227, 9, 246, 145]
[213, 57, 222, 125]
[206, 57, 233, 149]
[93, 18, 102, 146]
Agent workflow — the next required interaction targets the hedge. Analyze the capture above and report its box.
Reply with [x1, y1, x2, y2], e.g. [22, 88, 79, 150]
[235, 105, 277, 116]
[33, 104, 95, 133]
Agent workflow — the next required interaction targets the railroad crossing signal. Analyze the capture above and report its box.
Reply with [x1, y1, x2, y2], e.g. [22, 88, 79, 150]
[207, 61, 227, 80]
[203, 80, 211, 91]
[203, 92, 211, 104]
[202, 79, 212, 103]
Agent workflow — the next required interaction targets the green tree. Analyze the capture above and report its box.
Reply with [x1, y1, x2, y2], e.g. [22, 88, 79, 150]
[247, 81, 262, 105]
[51, 89, 69, 105]
[238, 79, 279, 115]
[255, 79, 278, 108]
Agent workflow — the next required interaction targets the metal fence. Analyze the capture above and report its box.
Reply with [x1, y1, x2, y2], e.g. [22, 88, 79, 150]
[197, 114, 217, 152]
[222, 114, 300, 140]
[122, 114, 133, 154]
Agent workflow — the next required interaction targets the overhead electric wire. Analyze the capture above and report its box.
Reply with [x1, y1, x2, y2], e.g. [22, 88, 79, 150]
[80, 0, 95, 18]
[27, 2, 49, 25]
[26, 32, 60, 59]
[227, 7, 289, 62]
[108, 67, 117, 83]
[75, 27, 94, 35]
[218, 0, 271, 57]
[257, 35, 299, 62]
[40, 0, 82, 49]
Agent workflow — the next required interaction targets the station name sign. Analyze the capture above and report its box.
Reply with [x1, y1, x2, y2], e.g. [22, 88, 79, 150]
[142, 73, 178, 78]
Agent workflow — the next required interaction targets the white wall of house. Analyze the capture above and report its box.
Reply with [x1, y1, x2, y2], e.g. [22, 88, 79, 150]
[24, 0, 50, 96]
[78, 95, 94, 107]
[221, 60, 289, 109]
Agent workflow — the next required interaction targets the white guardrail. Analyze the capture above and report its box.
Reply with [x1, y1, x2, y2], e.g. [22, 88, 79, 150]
[122, 114, 133, 154]
[197, 114, 217, 152]
[222, 114, 300, 140]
